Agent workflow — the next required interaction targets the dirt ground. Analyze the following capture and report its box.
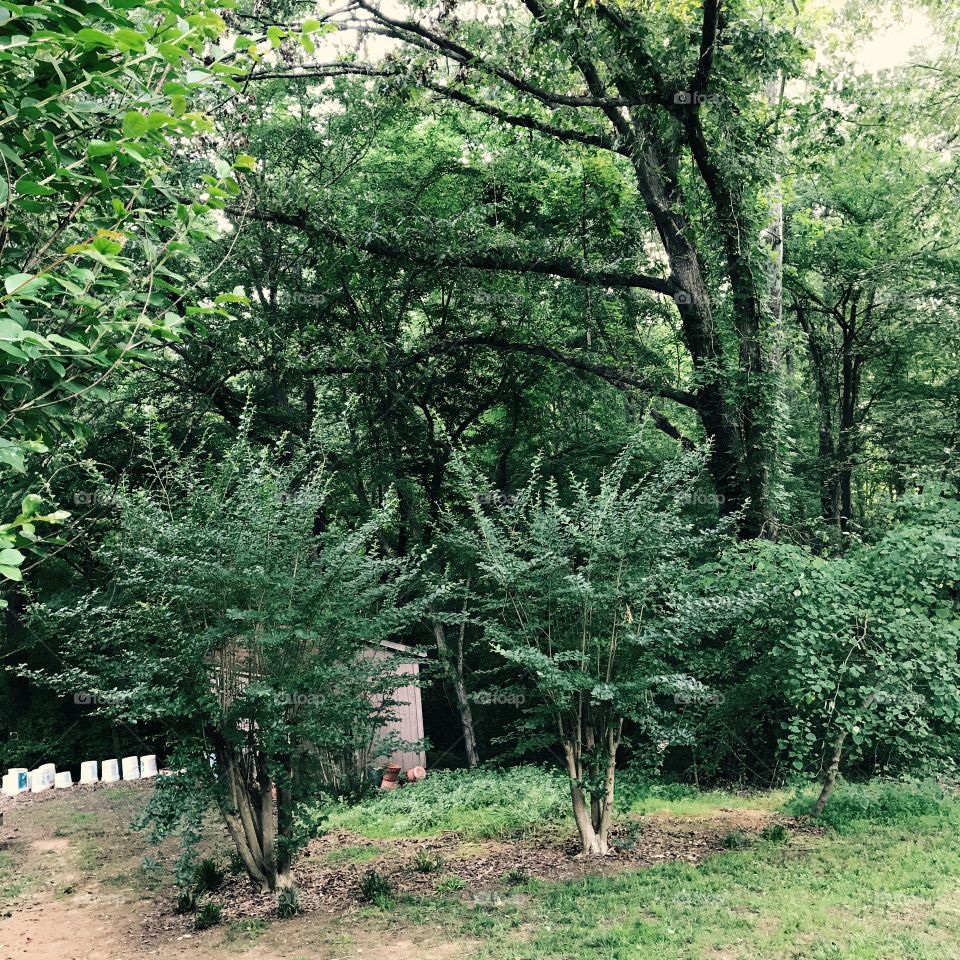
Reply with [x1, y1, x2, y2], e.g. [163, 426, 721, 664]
[0, 782, 799, 960]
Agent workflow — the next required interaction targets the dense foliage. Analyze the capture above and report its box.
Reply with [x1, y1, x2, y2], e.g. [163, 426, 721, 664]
[1, 0, 958, 889]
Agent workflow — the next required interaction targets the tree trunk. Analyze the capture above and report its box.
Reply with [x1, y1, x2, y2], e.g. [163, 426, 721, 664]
[628, 140, 772, 536]
[796, 302, 841, 534]
[432, 619, 479, 768]
[811, 693, 876, 816]
[561, 719, 620, 856]
[211, 734, 288, 893]
[837, 301, 862, 538]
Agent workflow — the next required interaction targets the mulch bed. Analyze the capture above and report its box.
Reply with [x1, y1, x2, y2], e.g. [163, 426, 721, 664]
[140, 809, 820, 938]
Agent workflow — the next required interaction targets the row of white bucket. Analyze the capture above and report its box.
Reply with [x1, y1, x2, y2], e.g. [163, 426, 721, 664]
[1, 755, 158, 796]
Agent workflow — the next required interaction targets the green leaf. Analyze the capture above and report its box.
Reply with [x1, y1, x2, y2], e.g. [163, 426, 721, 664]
[121, 111, 150, 138]
[15, 179, 56, 197]
[4, 272, 46, 296]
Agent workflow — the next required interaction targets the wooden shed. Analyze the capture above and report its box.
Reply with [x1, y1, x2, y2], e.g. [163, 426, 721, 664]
[367, 639, 427, 772]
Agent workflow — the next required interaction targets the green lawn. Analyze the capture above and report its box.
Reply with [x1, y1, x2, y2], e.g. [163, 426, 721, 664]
[362, 780, 960, 960]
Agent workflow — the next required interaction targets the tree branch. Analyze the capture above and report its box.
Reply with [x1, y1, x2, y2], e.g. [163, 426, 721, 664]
[238, 206, 677, 296]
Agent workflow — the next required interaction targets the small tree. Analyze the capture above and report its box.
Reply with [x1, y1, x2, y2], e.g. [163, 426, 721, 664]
[770, 502, 960, 814]
[450, 443, 734, 855]
[28, 429, 424, 892]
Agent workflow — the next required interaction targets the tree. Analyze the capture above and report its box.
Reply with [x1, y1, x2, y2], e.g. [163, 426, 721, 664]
[0, 0, 255, 587]
[450, 440, 736, 854]
[785, 68, 960, 543]
[779, 503, 960, 813]
[240, 0, 811, 536]
[26, 427, 425, 894]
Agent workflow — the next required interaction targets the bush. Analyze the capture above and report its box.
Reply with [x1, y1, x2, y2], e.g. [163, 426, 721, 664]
[436, 875, 466, 892]
[194, 858, 225, 895]
[721, 829, 752, 850]
[503, 867, 530, 884]
[175, 890, 197, 914]
[759, 823, 790, 844]
[414, 849, 444, 873]
[326, 766, 569, 839]
[194, 901, 222, 930]
[790, 781, 951, 831]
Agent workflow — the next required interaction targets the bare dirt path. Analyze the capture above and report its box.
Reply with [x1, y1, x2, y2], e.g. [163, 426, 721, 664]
[0, 784, 475, 960]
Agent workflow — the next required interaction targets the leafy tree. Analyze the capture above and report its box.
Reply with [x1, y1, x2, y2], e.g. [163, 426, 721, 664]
[0, 0, 257, 587]
[239, 0, 814, 537]
[450, 441, 737, 854]
[25, 428, 425, 893]
[779, 503, 960, 813]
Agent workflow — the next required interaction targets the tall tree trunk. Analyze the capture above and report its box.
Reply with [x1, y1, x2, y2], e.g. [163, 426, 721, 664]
[837, 294, 863, 537]
[797, 302, 841, 533]
[432, 619, 479, 768]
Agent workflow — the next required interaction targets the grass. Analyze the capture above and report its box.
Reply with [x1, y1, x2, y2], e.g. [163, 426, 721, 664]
[6, 765, 959, 957]
[391, 780, 960, 960]
[621, 783, 790, 818]
[0, 851, 29, 905]
[323, 766, 792, 842]
[325, 766, 571, 840]
[324, 844, 381, 865]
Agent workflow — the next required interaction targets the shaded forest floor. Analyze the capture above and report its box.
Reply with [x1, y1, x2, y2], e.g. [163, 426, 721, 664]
[1, 778, 960, 959]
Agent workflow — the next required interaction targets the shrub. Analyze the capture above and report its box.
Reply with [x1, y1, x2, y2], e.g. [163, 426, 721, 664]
[176, 890, 197, 914]
[358, 869, 394, 906]
[414, 849, 444, 873]
[721, 830, 752, 850]
[277, 888, 302, 918]
[759, 823, 790, 844]
[790, 781, 950, 831]
[436, 875, 466, 892]
[194, 858, 225, 895]
[194, 901, 222, 930]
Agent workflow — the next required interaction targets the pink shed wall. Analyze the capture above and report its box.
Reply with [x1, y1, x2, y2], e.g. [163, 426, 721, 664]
[367, 645, 427, 771]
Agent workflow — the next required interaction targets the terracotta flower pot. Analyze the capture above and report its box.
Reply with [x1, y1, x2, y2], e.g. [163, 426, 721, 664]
[380, 777, 399, 790]
[406, 765, 427, 783]
[382, 764, 402, 783]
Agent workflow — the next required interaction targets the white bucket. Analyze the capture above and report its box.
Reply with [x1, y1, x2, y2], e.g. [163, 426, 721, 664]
[1, 773, 18, 796]
[101, 759, 120, 783]
[54, 771, 73, 789]
[38, 763, 56, 789]
[79, 760, 99, 784]
[139, 755, 158, 778]
[121, 756, 140, 780]
[5, 768, 28, 794]
[30, 769, 51, 793]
